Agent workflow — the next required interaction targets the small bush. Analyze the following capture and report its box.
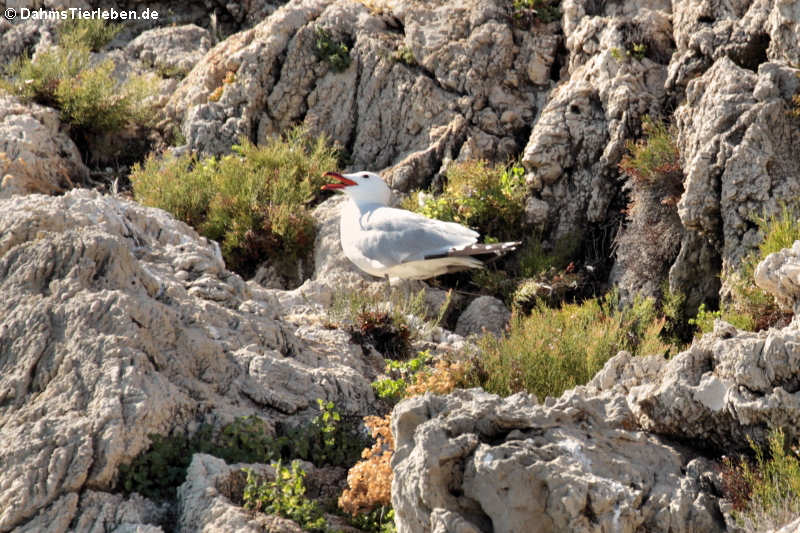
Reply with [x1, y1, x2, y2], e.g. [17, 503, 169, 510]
[406, 160, 526, 243]
[314, 26, 351, 72]
[243, 461, 327, 532]
[619, 116, 680, 184]
[723, 428, 800, 531]
[57, 17, 121, 51]
[464, 292, 675, 399]
[1, 19, 153, 133]
[392, 46, 416, 66]
[371, 351, 433, 401]
[512, 0, 561, 24]
[350, 310, 411, 360]
[339, 415, 394, 515]
[724, 204, 800, 331]
[131, 127, 340, 281]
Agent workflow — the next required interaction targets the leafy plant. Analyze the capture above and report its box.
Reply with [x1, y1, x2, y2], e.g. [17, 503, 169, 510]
[619, 116, 679, 184]
[314, 26, 351, 72]
[723, 428, 800, 531]
[371, 351, 433, 400]
[243, 461, 327, 532]
[131, 126, 340, 281]
[464, 292, 675, 400]
[392, 46, 416, 66]
[512, 0, 561, 24]
[350, 310, 411, 359]
[1, 19, 153, 133]
[279, 399, 367, 467]
[688, 303, 755, 336]
[57, 17, 121, 51]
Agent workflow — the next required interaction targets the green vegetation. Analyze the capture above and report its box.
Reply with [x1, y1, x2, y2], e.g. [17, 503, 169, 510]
[723, 428, 800, 531]
[117, 415, 277, 500]
[392, 46, 416, 66]
[314, 26, 351, 72]
[130, 127, 340, 280]
[405, 160, 526, 242]
[610, 43, 648, 62]
[465, 292, 675, 400]
[372, 351, 433, 401]
[1, 18, 153, 133]
[347, 507, 397, 533]
[619, 116, 679, 183]
[57, 17, 121, 51]
[512, 0, 561, 24]
[243, 461, 327, 532]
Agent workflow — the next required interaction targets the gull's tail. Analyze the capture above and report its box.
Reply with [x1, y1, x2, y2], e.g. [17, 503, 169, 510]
[424, 241, 521, 261]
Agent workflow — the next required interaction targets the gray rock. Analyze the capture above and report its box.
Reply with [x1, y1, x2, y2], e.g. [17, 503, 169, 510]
[0, 94, 89, 198]
[391, 389, 725, 533]
[454, 296, 510, 338]
[670, 58, 800, 303]
[125, 24, 212, 77]
[0, 189, 375, 530]
[755, 239, 800, 314]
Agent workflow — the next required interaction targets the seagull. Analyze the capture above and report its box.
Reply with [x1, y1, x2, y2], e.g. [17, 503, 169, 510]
[322, 171, 520, 280]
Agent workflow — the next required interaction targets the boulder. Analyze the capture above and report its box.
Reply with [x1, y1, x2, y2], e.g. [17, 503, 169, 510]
[0, 95, 89, 198]
[125, 25, 212, 78]
[454, 296, 510, 338]
[391, 389, 725, 533]
[755, 239, 800, 314]
[0, 189, 375, 531]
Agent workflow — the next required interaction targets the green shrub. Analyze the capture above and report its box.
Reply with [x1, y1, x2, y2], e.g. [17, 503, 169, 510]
[723, 428, 800, 531]
[619, 116, 680, 184]
[688, 303, 755, 336]
[392, 46, 416, 66]
[131, 127, 340, 280]
[57, 17, 121, 51]
[724, 204, 800, 331]
[464, 292, 675, 400]
[512, 0, 561, 24]
[117, 416, 279, 500]
[371, 351, 433, 401]
[243, 461, 327, 532]
[1, 19, 153, 133]
[279, 398, 367, 467]
[347, 506, 397, 533]
[406, 160, 526, 243]
[314, 26, 351, 72]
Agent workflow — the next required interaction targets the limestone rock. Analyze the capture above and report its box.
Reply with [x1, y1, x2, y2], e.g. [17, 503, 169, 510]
[755, 240, 800, 313]
[0, 189, 375, 530]
[165, 0, 559, 189]
[670, 58, 800, 305]
[391, 389, 725, 533]
[125, 25, 212, 78]
[0, 94, 89, 198]
[521, 2, 671, 242]
[454, 296, 510, 338]
[629, 320, 800, 450]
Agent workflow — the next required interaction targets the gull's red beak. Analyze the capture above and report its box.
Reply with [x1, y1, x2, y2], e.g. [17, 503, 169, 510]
[322, 172, 357, 190]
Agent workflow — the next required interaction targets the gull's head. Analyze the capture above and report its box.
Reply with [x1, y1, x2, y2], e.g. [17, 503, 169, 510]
[322, 171, 392, 206]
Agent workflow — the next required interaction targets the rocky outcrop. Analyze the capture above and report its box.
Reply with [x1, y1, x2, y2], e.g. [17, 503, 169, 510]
[670, 58, 800, 306]
[454, 295, 510, 337]
[125, 25, 212, 78]
[755, 239, 800, 313]
[0, 189, 376, 531]
[164, 0, 559, 189]
[0, 95, 89, 198]
[391, 388, 724, 533]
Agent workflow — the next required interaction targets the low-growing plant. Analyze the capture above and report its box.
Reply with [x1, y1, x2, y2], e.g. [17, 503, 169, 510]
[405, 160, 526, 243]
[464, 292, 675, 400]
[131, 126, 340, 281]
[688, 303, 755, 336]
[723, 428, 800, 531]
[1, 18, 153, 133]
[351, 310, 411, 359]
[371, 351, 433, 401]
[619, 116, 680, 184]
[314, 26, 351, 72]
[279, 398, 367, 468]
[57, 17, 121, 51]
[339, 415, 394, 516]
[392, 45, 416, 66]
[243, 461, 327, 532]
[512, 0, 561, 25]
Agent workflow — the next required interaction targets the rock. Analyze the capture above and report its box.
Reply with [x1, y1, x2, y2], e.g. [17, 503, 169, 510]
[629, 320, 800, 451]
[391, 389, 725, 533]
[165, 0, 559, 189]
[521, 3, 671, 242]
[125, 25, 212, 78]
[454, 296, 510, 337]
[0, 94, 89, 198]
[0, 189, 375, 530]
[670, 59, 800, 304]
[755, 240, 800, 314]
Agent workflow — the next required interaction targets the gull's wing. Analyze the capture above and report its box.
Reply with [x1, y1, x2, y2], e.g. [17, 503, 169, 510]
[353, 206, 478, 267]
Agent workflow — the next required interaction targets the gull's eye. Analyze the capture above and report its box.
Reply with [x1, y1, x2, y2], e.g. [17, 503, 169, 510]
[362, 173, 369, 179]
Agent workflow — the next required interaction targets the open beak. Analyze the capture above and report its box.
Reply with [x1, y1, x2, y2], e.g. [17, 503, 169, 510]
[321, 172, 357, 190]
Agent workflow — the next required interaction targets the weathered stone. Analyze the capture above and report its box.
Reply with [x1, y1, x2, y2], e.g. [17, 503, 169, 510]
[454, 296, 510, 338]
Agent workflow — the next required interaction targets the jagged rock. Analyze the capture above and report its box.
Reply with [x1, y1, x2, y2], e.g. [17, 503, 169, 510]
[521, 1, 672, 242]
[391, 389, 725, 533]
[0, 94, 89, 198]
[629, 318, 800, 451]
[755, 239, 800, 313]
[454, 296, 510, 338]
[165, 0, 559, 189]
[670, 58, 800, 306]
[0, 189, 375, 531]
[125, 25, 212, 77]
